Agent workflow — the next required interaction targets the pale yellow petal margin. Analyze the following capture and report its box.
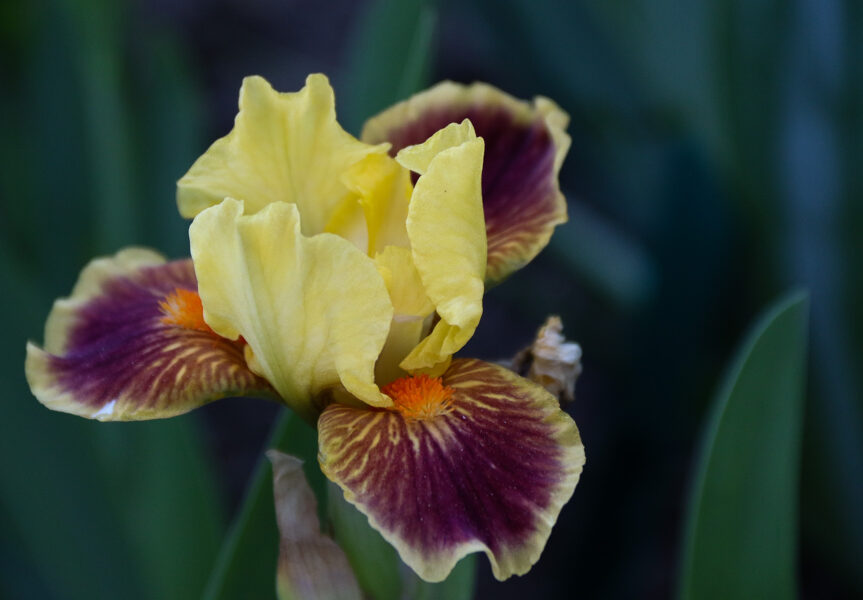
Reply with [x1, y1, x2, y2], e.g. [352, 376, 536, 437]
[534, 96, 571, 175]
[189, 199, 393, 420]
[396, 122, 486, 372]
[177, 74, 389, 236]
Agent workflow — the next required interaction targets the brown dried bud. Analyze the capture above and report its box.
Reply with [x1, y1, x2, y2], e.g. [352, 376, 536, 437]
[511, 316, 582, 404]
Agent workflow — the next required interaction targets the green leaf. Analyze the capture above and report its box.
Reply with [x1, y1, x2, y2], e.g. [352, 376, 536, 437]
[97, 418, 225, 600]
[340, 0, 437, 133]
[131, 35, 204, 258]
[678, 291, 809, 600]
[327, 482, 403, 600]
[0, 393, 145, 600]
[62, 0, 139, 252]
[784, 2, 863, 593]
[202, 410, 322, 600]
[22, 0, 92, 287]
[2, 2, 222, 597]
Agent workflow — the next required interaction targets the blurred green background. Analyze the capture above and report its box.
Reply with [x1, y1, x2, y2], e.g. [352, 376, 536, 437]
[1, 0, 861, 598]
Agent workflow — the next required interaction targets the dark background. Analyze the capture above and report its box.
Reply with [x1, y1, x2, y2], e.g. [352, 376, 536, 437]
[1, 0, 861, 598]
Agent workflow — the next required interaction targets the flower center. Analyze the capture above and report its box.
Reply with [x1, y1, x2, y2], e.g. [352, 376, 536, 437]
[382, 374, 455, 420]
[159, 288, 214, 334]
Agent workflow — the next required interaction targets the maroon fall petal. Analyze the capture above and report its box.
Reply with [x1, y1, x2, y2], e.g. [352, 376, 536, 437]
[317, 358, 584, 582]
[26, 249, 273, 420]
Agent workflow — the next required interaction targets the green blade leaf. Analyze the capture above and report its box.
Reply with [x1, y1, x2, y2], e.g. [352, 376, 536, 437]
[63, 0, 139, 252]
[679, 291, 809, 600]
[131, 35, 204, 259]
[97, 418, 224, 600]
[327, 482, 403, 600]
[3, 1, 222, 596]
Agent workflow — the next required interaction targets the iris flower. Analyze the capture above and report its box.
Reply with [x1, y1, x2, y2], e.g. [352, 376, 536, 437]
[26, 75, 585, 583]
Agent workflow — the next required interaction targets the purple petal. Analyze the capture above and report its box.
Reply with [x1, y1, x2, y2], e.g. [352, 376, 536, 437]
[318, 359, 584, 581]
[26, 248, 272, 420]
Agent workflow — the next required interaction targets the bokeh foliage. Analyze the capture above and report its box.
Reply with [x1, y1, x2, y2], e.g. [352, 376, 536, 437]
[1, 0, 218, 598]
[0, 0, 859, 597]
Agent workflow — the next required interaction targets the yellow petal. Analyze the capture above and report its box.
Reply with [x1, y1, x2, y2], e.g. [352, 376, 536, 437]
[374, 246, 433, 317]
[189, 199, 393, 420]
[374, 316, 429, 386]
[339, 153, 413, 256]
[177, 74, 389, 236]
[534, 96, 571, 175]
[395, 119, 476, 175]
[373, 246, 435, 384]
[322, 194, 369, 255]
[396, 123, 487, 371]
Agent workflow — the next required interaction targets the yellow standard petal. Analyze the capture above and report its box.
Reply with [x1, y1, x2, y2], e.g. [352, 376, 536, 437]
[373, 246, 435, 385]
[337, 152, 413, 256]
[189, 199, 394, 420]
[177, 74, 389, 236]
[374, 246, 434, 318]
[396, 121, 487, 372]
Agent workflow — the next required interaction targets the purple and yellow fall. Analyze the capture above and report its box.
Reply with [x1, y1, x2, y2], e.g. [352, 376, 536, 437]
[25, 74, 585, 583]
